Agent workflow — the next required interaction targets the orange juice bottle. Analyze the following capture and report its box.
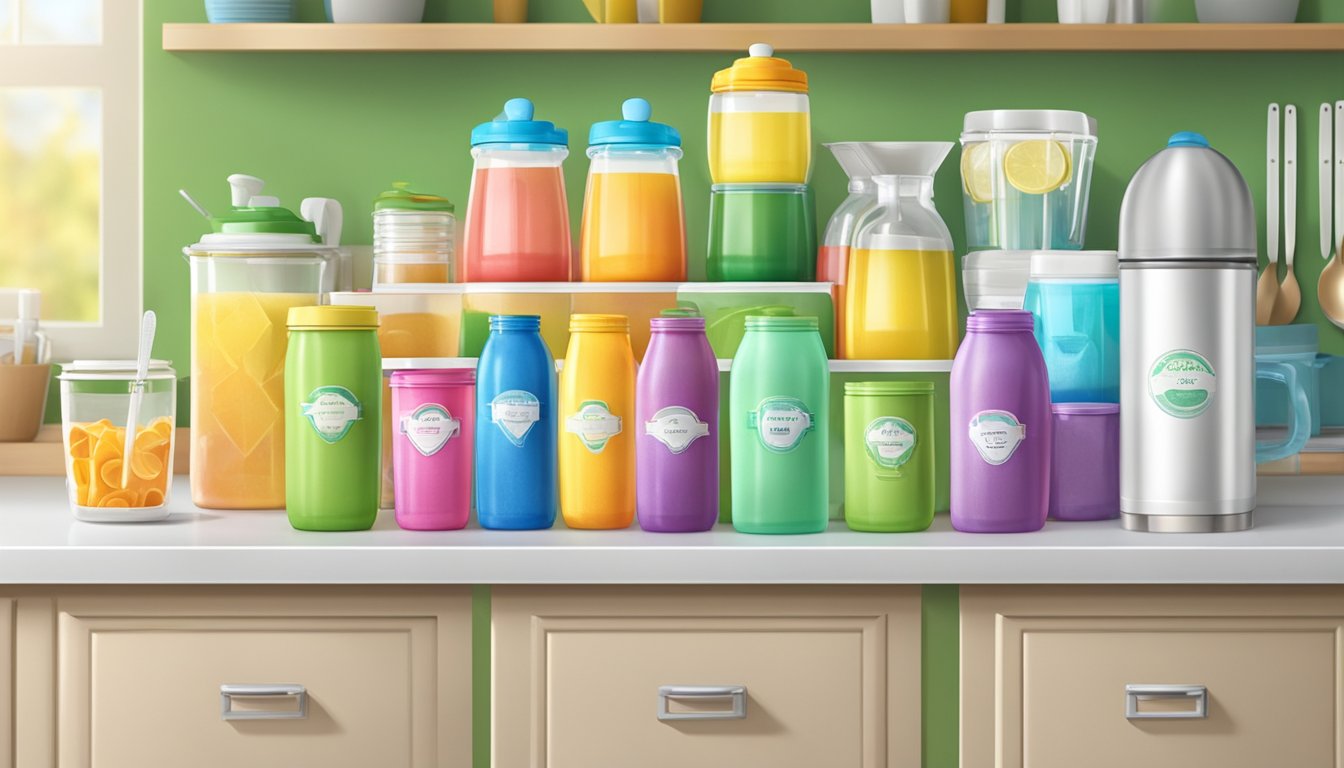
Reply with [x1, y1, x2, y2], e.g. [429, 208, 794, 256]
[580, 98, 686, 282]
[559, 314, 636, 529]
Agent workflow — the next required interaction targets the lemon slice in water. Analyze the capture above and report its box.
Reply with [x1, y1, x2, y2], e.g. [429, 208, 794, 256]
[1003, 140, 1072, 195]
[960, 143, 994, 204]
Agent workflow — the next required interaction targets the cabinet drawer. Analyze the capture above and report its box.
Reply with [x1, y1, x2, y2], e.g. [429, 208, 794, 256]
[493, 586, 920, 768]
[46, 589, 470, 768]
[962, 587, 1344, 768]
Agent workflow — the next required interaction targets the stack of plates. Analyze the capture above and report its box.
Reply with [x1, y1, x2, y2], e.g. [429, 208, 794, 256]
[205, 0, 294, 23]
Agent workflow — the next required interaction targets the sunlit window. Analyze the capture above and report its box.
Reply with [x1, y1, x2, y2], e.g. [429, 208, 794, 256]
[0, 0, 140, 357]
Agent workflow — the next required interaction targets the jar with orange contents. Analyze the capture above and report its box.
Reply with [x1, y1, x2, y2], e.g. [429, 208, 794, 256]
[59, 360, 177, 522]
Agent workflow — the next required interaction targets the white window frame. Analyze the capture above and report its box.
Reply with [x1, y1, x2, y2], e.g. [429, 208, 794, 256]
[0, 2, 142, 358]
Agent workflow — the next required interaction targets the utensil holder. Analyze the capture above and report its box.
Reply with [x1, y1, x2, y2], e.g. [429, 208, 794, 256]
[0, 363, 51, 442]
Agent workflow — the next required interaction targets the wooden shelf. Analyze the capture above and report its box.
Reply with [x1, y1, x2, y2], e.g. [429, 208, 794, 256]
[162, 22, 1344, 53]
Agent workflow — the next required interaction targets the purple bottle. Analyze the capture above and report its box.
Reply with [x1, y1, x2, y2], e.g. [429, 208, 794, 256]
[636, 316, 720, 532]
[950, 310, 1052, 533]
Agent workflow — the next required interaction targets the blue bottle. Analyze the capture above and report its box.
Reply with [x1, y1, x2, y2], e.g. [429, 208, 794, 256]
[475, 315, 558, 529]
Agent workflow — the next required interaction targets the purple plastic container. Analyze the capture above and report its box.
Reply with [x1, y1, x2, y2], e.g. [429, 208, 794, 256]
[950, 310, 1053, 533]
[1050, 403, 1119, 521]
[636, 316, 720, 532]
[390, 368, 476, 531]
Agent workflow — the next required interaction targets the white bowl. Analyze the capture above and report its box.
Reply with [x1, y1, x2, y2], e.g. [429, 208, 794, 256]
[1194, 0, 1299, 22]
[326, 0, 425, 23]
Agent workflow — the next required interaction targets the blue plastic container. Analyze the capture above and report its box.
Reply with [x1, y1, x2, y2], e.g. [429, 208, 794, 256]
[1255, 324, 1324, 437]
[1023, 251, 1119, 404]
[474, 315, 558, 530]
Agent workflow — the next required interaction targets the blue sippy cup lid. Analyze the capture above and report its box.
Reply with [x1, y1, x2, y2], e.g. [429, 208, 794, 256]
[471, 98, 568, 147]
[588, 98, 681, 148]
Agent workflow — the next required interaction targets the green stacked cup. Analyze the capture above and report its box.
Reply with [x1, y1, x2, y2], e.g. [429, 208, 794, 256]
[843, 381, 935, 532]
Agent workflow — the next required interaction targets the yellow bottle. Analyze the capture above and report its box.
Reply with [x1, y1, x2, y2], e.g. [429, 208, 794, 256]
[707, 43, 812, 185]
[559, 314, 636, 529]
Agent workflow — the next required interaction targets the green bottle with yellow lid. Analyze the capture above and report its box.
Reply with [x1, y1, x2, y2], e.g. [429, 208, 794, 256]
[285, 305, 382, 531]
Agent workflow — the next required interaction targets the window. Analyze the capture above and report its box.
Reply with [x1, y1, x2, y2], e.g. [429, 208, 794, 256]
[0, 1, 140, 358]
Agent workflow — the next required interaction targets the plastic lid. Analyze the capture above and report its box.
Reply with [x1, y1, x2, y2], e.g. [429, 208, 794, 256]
[570, 313, 629, 333]
[1167, 131, 1210, 148]
[966, 309, 1034, 332]
[744, 315, 818, 331]
[961, 110, 1097, 137]
[1028, 250, 1118, 280]
[589, 98, 681, 148]
[389, 368, 477, 387]
[711, 43, 809, 94]
[963, 250, 1034, 271]
[59, 359, 176, 380]
[374, 182, 454, 213]
[287, 305, 379, 329]
[383, 357, 479, 371]
[1256, 324, 1320, 356]
[1052, 403, 1120, 416]
[650, 315, 706, 331]
[844, 381, 935, 396]
[710, 182, 809, 195]
[471, 98, 568, 147]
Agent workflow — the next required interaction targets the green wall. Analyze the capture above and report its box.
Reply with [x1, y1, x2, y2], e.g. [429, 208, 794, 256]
[142, 2, 1344, 766]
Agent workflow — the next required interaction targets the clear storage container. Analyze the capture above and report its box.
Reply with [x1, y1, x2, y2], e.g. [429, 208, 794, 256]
[960, 109, 1097, 251]
[708, 44, 811, 185]
[1023, 250, 1119, 404]
[373, 183, 455, 286]
[962, 249, 1030, 310]
[60, 360, 177, 522]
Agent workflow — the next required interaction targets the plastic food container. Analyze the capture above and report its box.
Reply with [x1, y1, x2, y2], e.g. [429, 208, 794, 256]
[708, 43, 812, 185]
[390, 366, 475, 531]
[373, 183, 455, 287]
[581, 98, 686, 282]
[1023, 250, 1119, 403]
[1255, 324, 1324, 437]
[461, 98, 571, 282]
[960, 109, 1097, 251]
[962, 250, 1030, 310]
[707, 183, 817, 281]
[843, 381, 935, 533]
[59, 360, 177, 522]
[1049, 403, 1119, 521]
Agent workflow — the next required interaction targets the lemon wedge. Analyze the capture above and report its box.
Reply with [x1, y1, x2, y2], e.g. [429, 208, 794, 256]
[1003, 140, 1072, 196]
[960, 142, 994, 204]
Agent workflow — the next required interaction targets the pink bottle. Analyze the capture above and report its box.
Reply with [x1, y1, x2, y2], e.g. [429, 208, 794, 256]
[390, 368, 476, 531]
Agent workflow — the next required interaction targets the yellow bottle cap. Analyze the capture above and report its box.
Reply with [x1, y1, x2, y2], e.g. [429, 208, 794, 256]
[287, 305, 380, 330]
[569, 313, 629, 333]
[711, 43, 809, 94]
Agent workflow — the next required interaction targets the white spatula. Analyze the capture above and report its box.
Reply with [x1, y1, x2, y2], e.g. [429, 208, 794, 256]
[121, 311, 157, 489]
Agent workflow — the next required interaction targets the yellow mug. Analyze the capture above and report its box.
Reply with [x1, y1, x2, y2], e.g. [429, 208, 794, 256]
[582, 0, 638, 22]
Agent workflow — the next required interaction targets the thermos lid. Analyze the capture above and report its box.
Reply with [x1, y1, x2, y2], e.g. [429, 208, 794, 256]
[845, 381, 935, 396]
[711, 43, 809, 94]
[1119, 132, 1257, 264]
[471, 98, 569, 148]
[588, 98, 682, 148]
[1028, 250, 1118, 280]
[287, 305, 379, 330]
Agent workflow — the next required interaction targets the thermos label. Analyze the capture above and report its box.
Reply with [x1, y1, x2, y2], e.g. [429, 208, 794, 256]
[400, 403, 460, 458]
[644, 406, 711, 455]
[490, 390, 541, 447]
[566, 400, 623, 454]
[749, 397, 814, 453]
[1148, 349, 1217, 419]
[864, 417, 917, 471]
[300, 386, 363, 444]
[967, 410, 1026, 466]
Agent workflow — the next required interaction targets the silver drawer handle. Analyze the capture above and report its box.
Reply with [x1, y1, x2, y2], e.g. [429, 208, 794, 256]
[658, 685, 747, 721]
[1125, 684, 1208, 720]
[220, 684, 308, 721]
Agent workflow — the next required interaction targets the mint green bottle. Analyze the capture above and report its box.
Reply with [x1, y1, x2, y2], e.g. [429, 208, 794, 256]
[843, 382, 935, 532]
[285, 306, 382, 531]
[729, 315, 829, 534]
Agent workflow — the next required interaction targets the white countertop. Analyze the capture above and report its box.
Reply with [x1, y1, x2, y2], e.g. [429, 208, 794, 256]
[0, 476, 1342, 585]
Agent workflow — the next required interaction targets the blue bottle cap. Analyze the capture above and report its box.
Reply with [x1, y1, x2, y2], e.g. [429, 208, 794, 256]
[588, 98, 681, 148]
[1167, 131, 1210, 148]
[471, 98, 568, 147]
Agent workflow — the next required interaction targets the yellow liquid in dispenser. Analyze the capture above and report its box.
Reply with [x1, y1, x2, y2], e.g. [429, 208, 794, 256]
[845, 249, 958, 360]
[709, 111, 811, 184]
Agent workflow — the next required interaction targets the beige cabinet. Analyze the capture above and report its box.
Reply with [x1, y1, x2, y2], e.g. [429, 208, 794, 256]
[12, 588, 471, 768]
[961, 586, 1344, 768]
[492, 586, 920, 768]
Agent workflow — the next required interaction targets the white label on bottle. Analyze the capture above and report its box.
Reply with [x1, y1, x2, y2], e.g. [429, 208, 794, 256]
[967, 410, 1026, 466]
[491, 390, 541, 447]
[644, 406, 711, 455]
[865, 416, 917, 470]
[1148, 349, 1217, 419]
[301, 386, 362, 444]
[566, 400, 623, 454]
[400, 403, 461, 457]
[749, 397, 814, 453]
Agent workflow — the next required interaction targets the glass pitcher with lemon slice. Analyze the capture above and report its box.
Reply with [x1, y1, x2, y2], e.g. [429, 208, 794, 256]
[959, 110, 1097, 251]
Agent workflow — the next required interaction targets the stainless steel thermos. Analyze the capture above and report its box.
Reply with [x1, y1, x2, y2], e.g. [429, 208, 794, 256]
[1118, 132, 1258, 532]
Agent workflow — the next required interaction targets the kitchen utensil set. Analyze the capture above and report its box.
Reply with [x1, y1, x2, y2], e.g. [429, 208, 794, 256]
[1257, 104, 1282, 325]
[1270, 105, 1302, 324]
[1319, 102, 1344, 330]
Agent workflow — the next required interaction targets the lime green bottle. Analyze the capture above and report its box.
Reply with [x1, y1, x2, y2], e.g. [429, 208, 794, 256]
[729, 315, 829, 534]
[285, 306, 382, 531]
[843, 382, 935, 532]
